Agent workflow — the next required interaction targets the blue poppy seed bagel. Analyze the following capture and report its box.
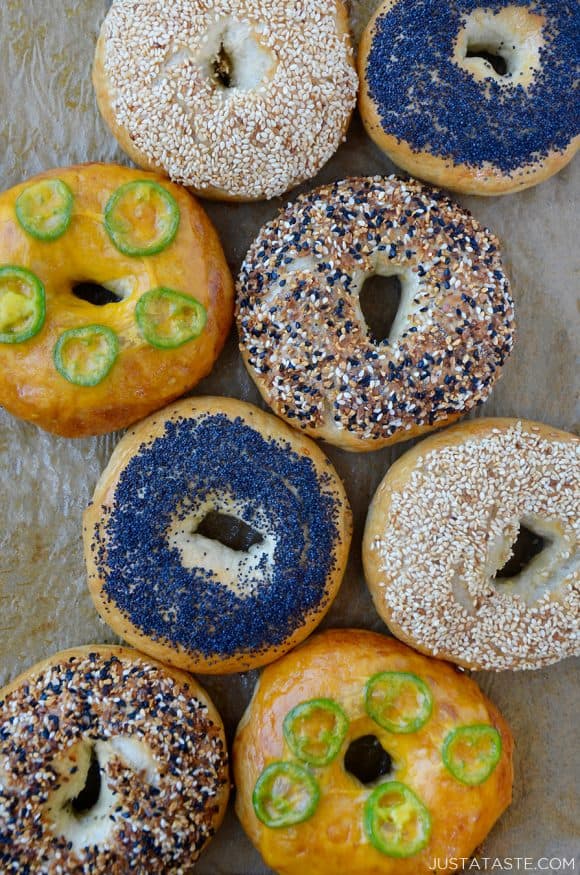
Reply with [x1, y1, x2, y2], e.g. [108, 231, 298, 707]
[83, 397, 352, 673]
[358, 0, 579, 195]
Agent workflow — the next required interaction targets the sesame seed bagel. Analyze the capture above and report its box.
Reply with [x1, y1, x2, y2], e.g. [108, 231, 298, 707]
[84, 396, 352, 674]
[363, 418, 580, 671]
[237, 176, 515, 452]
[358, 0, 580, 195]
[234, 628, 513, 875]
[0, 164, 233, 437]
[93, 0, 357, 202]
[0, 645, 229, 874]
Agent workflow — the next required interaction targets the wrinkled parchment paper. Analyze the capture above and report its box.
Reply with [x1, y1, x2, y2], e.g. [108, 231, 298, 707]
[0, 1, 578, 871]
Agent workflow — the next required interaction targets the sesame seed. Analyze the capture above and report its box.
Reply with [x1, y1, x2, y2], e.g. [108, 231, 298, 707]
[98, 0, 357, 199]
[367, 421, 579, 671]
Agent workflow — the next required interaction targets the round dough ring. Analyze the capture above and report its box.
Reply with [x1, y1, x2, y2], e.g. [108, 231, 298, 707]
[0, 163, 233, 436]
[234, 628, 513, 875]
[363, 417, 580, 671]
[237, 176, 515, 451]
[0, 645, 229, 872]
[358, 0, 579, 195]
[84, 396, 352, 673]
[93, 0, 357, 201]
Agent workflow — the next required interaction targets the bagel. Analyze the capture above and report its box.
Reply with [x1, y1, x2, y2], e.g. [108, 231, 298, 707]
[234, 628, 513, 875]
[93, 0, 357, 201]
[358, 0, 579, 195]
[0, 164, 233, 436]
[363, 418, 580, 671]
[84, 396, 352, 673]
[237, 176, 515, 451]
[0, 645, 229, 872]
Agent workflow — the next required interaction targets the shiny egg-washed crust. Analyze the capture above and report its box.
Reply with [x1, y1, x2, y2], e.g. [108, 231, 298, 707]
[93, 0, 357, 202]
[234, 628, 513, 875]
[0, 164, 233, 436]
[84, 396, 352, 673]
[0, 645, 229, 874]
[363, 418, 580, 671]
[358, 1, 579, 195]
[237, 176, 514, 451]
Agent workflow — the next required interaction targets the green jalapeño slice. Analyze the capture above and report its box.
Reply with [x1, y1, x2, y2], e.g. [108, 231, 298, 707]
[365, 672, 433, 734]
[15, 178, 74, 241]
[252, 762, 320, 828]
[283, 698, 349, 766]
[442, 724, 502, 786]
[364, 781, 431, 858]
[54, 325, 119, 386]
[135, 287, 207, 348]
[0, 266, 46, 343]
[104, 180, 180, 256]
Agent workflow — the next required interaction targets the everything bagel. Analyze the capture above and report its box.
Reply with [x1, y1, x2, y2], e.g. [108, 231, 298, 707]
[237, 176, 515, 451]
[0, 646, 229, 872]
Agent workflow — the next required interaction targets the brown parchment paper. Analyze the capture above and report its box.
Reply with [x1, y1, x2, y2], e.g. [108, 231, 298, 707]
[0, 1, 578, 872]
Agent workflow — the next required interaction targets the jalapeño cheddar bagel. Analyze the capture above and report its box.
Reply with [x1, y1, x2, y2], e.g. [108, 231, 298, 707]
[234, 629, 513, 875]
[0, 164, 233, 436]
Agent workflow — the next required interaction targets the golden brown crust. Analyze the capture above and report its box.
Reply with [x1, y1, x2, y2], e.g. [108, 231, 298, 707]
[0, 164, 233, 436]
[93, 41, 170, 181]
[93, 1, 356, 202]
[358, 1, 579, 196]
[84, 396, 353, 673]
[363, 418, 580, 670]
[234, 628, 513, 875]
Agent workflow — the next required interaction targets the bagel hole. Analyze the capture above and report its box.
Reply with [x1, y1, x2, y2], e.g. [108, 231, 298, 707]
[466, 45, 508, 76]
[495, 523, 549, 580]
[72, 281, 123, 307]
[359, 274, 402, 344]
[196, 511, 263, 552]
[203, 21, 277, 92]
[344, 735, 394, 785]
[212, 43, 233, 88]
[70, 745, 101, 816]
